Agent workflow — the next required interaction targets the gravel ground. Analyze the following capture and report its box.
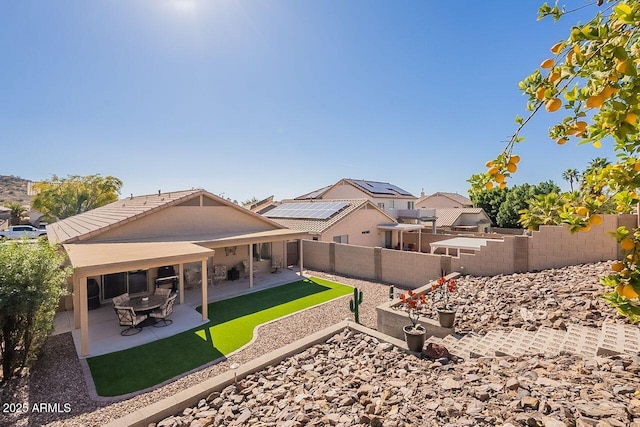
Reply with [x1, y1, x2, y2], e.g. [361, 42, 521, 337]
[1, 263, 633, 426]
[1, 271, 390, 427]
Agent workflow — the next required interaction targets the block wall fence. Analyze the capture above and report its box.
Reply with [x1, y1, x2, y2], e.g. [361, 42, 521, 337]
[303, 214, 637, 288]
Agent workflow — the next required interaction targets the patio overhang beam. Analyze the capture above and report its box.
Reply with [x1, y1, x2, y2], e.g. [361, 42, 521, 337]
[198, 229, 309, 249]
[64, 242, 216, 278]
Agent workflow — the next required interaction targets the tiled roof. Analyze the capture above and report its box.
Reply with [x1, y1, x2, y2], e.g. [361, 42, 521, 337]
[268, 199, 394, 234]
[47, 190, 203, 244]
[294, 185, 332, 200]
[296, 179, 415, 200]
[434, 208, 487, 227]
[47, 189, 285, 245]
[347, 179, 414, 197]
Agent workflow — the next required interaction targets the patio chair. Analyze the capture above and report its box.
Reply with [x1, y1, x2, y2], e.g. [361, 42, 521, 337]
[150, 294, 177, 327]
[272, 255, 282, 273]
[209, 264, 227, 286]
[112, 293, 130, 306]
[242, 260, 258, 279]
[114, 306, 148, 336]
[155, 287, 172, 298]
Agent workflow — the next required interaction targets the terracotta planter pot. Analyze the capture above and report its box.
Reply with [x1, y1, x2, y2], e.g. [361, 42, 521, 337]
[437, 308, 456, 328]
[403, 325, 426, 352]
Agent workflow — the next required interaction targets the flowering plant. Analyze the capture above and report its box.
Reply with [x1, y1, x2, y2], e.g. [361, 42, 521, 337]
[432, 275, 457, 311]
[398, 290, 427, 328]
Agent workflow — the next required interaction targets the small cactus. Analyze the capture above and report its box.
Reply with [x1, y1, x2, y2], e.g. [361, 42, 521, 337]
[349, 287, 363, 324]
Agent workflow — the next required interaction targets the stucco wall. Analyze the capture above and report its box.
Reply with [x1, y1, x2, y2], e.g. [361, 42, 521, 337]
[321, 205, 388, 247]
[92, 205, 277, 242]
[417, 195, 465, 209]
[322, 184, 368, 200]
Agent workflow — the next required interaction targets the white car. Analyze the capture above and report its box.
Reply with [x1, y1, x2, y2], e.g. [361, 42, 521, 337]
[0, 225, 48, 239]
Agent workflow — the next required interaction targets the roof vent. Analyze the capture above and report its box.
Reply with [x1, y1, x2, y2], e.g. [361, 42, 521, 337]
[158, 190, 161, 196]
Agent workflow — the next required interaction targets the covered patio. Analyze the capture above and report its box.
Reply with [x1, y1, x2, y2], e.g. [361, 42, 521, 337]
[54, 267, 304, 357]
[65, 230, 308, 357]
[377, 223, 427, 251]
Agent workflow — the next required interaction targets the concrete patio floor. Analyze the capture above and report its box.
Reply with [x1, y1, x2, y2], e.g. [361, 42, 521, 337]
[53, 268, 305, 358]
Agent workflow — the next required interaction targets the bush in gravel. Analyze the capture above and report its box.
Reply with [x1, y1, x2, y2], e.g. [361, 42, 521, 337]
[0, 239, 71, 381]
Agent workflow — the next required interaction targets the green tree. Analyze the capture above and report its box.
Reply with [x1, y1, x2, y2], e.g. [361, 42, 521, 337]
[4, 201, 27, 225]
[32, 174, 123, 220]
[496, 181, 560, 228]
[0, 240, 71, 380]
[470, 0, 640, 321]
[469, 187, 509, 225]
[561, 168, 581, 191]
[519, 192, 569, 230]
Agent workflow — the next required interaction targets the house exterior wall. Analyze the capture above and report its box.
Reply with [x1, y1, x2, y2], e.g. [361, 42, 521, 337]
[417, 195, 466, 209]
[322, 184, 370, 200]
[320, 205, 388, 247]
[90, 205, 278, 242]
[321, 184, 415, 215]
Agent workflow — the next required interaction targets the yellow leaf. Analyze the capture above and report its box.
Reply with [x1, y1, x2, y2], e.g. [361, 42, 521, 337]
[593, 140, 602, 148]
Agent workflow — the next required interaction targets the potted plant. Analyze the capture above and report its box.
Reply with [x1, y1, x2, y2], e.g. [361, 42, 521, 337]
[398, 290, 427, 352]
[432, 274, 457, 328]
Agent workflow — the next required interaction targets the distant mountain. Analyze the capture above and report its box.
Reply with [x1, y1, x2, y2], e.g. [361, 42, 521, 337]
[0, 175, 32, 205]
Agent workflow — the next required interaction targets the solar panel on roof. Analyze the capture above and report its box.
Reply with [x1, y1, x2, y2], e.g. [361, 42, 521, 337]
[264, 202, 349, 220]
[351, 179, 413, 196]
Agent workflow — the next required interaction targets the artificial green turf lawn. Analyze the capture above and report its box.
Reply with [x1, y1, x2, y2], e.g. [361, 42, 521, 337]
[87, 277, 352, 397]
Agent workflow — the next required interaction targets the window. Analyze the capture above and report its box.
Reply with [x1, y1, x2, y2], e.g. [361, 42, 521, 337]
[377, 202, 385, 209]
[361, 230, 370, 234]
[253, 242, 271, 261]
[389, 200, 395, 209]
[103, 270, 148, 300]
[408, 201, 415, 209]
[333, 235, 349, 244]
[312, 237, 319, 241]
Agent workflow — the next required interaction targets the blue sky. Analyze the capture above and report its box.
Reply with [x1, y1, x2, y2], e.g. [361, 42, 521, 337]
[1, 1, 615, 202]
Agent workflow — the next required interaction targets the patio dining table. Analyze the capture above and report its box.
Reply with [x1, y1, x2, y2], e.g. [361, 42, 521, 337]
[122, 294, 166, 315]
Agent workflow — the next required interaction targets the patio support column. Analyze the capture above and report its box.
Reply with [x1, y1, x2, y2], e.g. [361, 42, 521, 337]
[283, 240, 287, 268]
[200, 259, 208, 321]
[249, 244, 254, 288]
[73, 275, 81, 329]
[399, 231, 404, 251]
[299, 239, 304, 277]
[418, 228, 422, 253]
[79, 275, 89, 357]
[178, 263, 185, 305]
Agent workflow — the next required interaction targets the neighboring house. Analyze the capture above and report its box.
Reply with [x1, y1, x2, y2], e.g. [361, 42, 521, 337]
[433, 208, 492, 233]
[295, 179, 419, 220]
[263, 199, 429, 251]
[245, 195, 279, 215]
[47, 189, 308, 356]
[416, 192, 473, 209]
[263, 199, 398, 247]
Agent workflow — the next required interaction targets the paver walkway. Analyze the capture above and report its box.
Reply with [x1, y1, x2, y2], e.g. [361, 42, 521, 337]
[428, 322, 640, 359]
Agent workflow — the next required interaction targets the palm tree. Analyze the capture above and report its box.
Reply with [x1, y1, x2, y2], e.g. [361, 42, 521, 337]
[5, 201, 27, 226]
[562, 168, 580, 192]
